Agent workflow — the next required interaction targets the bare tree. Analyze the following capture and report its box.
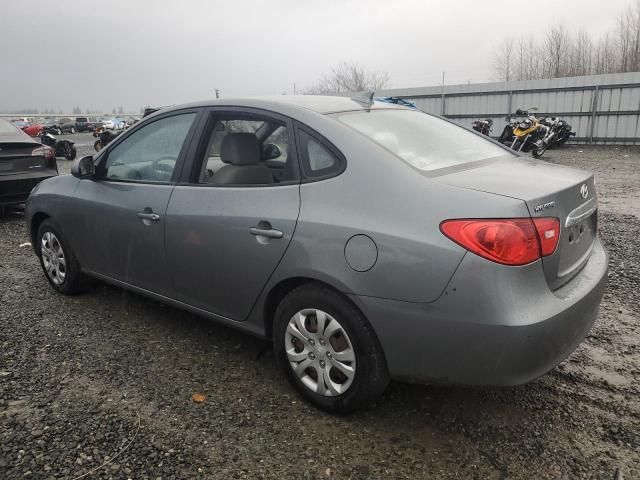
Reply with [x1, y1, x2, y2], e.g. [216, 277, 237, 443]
[304, 62, 390, 94]
[490, 1, 640, 81]
[492, 38, 515, 81]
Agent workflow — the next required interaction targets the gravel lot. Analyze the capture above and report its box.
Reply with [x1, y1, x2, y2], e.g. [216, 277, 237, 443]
[1, 140, 639, 479]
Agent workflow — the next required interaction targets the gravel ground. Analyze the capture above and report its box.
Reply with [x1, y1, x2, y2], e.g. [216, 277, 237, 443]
[1, 141, 639, 479]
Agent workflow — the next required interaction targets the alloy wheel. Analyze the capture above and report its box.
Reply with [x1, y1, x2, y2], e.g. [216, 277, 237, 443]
[285, 308, 356, 396]
[41, 232, 66, 285]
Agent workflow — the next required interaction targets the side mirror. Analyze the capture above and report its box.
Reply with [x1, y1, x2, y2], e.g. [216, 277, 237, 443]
[71, 156, 95, 178]
[262, 143, 281, 160]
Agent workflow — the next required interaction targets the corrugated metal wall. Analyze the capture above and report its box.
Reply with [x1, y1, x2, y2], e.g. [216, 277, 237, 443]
[376, 72, 640, 144]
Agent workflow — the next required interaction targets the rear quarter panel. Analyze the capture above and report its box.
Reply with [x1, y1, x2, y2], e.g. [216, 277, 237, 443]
[264, 113, 532, 304]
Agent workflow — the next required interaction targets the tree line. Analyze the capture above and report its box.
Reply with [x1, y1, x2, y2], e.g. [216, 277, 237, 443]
[492, 1, 640, 82]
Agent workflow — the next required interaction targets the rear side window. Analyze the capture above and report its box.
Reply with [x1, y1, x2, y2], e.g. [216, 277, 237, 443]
[336, 109, 511, 172]
[298, 130, 343, 178]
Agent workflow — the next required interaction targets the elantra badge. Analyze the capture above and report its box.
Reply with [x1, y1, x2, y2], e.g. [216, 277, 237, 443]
[580, 184, 589, 199]
[534, 200, 556, 213]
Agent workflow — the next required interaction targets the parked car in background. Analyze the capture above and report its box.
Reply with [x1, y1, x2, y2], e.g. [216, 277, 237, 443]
[12, 120, 44, 137]
[89, 118, 104, 131]
[25, 96, 608, 413]
[101, 119, 114, 129]
[57, 118, 76, 134]
[74, 117, 92, 132]
[42, 119, 62, 135]
[112, 118, 126, 130]
[0, 119, 57, 213]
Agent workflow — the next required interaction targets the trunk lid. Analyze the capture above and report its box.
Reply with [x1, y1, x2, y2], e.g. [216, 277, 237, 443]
[0, 141, 47, 176]
[434, 156, 597, 290]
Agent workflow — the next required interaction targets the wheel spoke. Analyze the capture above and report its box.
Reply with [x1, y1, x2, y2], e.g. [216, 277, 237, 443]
[315, 310, 327, 336]
[323, 319, 341, 339]
[321, 365, 341, 396]
[286, 322, 308, 344]
[330, 347, 355, 363]
[293, 312, 312, 338]
[329, 356, 355, 379]
[293, 357, 313, 376]
[286, 347, 309, 362]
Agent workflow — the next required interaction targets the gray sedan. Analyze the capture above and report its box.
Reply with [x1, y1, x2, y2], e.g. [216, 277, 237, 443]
[25, 96, 608, 413]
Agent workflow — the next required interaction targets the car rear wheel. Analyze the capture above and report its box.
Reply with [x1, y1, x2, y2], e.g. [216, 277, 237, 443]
[37, 219, 89, 295]
[273, 283, 389, 413]
[64, 144, 77, 160]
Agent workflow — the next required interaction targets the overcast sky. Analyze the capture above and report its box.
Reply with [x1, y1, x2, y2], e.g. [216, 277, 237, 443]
[0, 0, 632, 113]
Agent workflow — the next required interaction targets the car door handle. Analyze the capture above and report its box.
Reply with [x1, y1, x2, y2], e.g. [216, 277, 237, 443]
[137, 212, 160, 221]
[249, 227, 283, 239]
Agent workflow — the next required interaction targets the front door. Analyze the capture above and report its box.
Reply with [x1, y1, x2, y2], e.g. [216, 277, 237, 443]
[165, 110, 300, 320]
[71, 111, 199, 295]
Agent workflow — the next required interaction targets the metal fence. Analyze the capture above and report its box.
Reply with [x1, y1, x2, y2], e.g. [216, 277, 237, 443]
[376, 71, 640, 144]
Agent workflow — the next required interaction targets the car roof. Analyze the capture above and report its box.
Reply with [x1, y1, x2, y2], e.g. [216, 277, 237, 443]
[157, 95, 407, 117]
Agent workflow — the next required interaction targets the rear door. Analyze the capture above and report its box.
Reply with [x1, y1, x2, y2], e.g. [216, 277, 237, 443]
[164, 108, 300, 320]
[71, 110, 200, 295]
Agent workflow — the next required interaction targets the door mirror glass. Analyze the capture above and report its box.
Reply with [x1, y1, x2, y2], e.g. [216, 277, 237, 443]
[262, 143, 281, 160]
[71, 156, 95, 178]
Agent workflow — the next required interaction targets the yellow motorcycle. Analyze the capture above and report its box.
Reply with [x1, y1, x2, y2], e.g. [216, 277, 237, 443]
[499, 109, 549, 158]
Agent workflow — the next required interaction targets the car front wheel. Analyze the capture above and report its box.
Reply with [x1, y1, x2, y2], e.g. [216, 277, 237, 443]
[36, 219, 89, 295]
[273, 283, 389, 413]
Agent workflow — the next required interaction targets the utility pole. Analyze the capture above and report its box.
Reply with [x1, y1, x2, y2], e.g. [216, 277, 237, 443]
[215, 89, 220, 99]
[441, 71, 445, 116]
[293, 82, 296, 96]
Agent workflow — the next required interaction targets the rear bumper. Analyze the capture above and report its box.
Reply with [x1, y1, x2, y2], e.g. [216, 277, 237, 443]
[0, 170, 58, 206]
[351, 237, 608, 386]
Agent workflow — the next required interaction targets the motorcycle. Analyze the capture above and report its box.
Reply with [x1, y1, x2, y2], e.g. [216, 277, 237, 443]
[554, 119, 576, 145]
[499, 109, 549, 158]
[40, 132, 76, 160]
[94, 128, 121, 152]
[472, 118, 493, 136]
[42, 125, 62, 136]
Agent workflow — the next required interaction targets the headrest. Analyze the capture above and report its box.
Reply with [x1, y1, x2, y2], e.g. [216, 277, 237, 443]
[220, 133, 260, 165]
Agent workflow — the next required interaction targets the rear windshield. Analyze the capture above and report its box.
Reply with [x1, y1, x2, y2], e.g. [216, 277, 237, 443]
[336, 109, 511, 171]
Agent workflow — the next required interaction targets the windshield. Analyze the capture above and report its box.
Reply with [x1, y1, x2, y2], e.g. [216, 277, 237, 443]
[336, 109, 512, 171]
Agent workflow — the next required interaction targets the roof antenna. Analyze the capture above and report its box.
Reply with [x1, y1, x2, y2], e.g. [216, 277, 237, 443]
[352, 91, 375, 106]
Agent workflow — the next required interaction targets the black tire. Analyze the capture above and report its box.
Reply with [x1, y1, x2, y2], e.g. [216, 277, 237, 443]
[532, 146, 545, 158]
[36, 219, 89, 295]
[65, 144, 77, 160]
[94, 140, 102, 152]
[273, 283, 389, 413]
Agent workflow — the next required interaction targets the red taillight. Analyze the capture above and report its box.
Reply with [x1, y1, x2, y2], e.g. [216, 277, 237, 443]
[440, 217, 560, 266]
[533, 217, 560, 256]
[32, 145, 55, 161]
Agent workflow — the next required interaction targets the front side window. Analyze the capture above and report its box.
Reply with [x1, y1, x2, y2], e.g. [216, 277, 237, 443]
[104, 113, 196, 182]
[336, 109, 512, 172]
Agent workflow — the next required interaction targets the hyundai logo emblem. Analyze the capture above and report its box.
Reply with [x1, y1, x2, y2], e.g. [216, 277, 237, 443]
[580, 184, 589, 199]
